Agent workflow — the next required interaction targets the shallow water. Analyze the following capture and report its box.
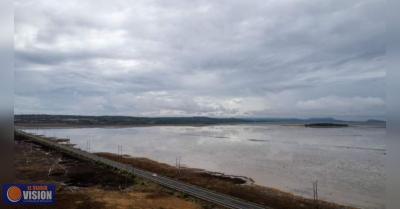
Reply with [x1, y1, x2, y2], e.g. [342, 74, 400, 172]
[25, 125, 385, 209]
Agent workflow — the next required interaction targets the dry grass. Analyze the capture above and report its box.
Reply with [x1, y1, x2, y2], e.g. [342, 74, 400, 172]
[11, 139, 207, 209]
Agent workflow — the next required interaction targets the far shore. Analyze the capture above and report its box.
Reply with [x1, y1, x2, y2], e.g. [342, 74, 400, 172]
[15, 122, 386, 131]
[15, 122, 305, 129]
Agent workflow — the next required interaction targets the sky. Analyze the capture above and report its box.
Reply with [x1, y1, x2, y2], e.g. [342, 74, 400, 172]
[14, 0, 385, 120]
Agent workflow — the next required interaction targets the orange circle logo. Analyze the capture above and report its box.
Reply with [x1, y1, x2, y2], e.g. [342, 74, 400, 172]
[7, 186, 22, 202]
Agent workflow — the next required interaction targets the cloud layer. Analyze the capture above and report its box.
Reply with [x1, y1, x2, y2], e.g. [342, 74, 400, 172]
[15, 0, 385, 120]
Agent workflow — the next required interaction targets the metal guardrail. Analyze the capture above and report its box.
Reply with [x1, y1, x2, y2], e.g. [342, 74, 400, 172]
[16, 130, 269, 209]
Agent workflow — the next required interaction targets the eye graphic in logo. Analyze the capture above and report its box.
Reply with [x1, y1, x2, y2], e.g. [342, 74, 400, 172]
[6, 186, 22, 203]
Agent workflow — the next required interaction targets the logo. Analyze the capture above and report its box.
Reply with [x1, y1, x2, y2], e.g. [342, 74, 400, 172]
[2, 184, 56, 205]
[6, 186, 22, 202]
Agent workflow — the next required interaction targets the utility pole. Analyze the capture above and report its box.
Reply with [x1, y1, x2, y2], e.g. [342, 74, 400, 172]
[125, 174, 127, 189]
[313, 180, 319, 209]
[86, 140, 91, 152]
[117, 145, 123, 160]
[176, 156, 181, 176]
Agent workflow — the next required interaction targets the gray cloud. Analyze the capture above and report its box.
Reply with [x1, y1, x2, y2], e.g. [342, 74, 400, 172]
[14, 0, 385, 120]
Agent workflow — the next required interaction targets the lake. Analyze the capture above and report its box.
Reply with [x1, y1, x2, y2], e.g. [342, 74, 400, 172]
[24, 124, 385, 209]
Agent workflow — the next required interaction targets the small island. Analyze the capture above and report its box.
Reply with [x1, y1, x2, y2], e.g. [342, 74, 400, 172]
[305, 123, 349, 128]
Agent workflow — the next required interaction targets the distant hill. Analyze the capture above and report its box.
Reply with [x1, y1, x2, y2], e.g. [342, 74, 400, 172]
[14, 114, 248, 126]
[14, 114, 386, 127]
[245, 117, 347, 124]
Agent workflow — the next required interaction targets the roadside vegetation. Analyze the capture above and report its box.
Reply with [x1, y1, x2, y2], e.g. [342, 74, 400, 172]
[13, 137, 216, 209]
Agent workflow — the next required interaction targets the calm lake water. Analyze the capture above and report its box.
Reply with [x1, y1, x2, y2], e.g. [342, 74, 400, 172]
[25, 125, 385, 209]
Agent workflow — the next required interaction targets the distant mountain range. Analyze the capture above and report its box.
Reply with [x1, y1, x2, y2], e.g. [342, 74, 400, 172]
[14, 114, 386, 127]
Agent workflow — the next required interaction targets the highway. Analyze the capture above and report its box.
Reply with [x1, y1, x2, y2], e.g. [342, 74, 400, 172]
[16, 130, 269, 209]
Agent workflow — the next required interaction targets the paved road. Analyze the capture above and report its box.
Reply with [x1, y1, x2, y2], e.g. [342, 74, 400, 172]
[17, 130, 269, 209]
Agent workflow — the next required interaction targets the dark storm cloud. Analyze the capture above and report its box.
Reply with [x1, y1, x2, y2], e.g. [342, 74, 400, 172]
[14, 0, 385, 119]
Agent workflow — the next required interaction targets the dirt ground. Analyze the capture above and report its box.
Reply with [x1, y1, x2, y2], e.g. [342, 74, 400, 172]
[8, 139, 215, 209]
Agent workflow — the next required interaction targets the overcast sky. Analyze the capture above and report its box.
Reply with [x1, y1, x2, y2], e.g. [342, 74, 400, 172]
[14, 0, 385, 120]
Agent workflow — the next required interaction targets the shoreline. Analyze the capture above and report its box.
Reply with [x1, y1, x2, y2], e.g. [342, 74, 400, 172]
[15, 122, 386, 129]
[15, 123, 304, 128]
[95, 152, 357, 209]
[16, 132, 356, 208]
[16, 126, 378, 208]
